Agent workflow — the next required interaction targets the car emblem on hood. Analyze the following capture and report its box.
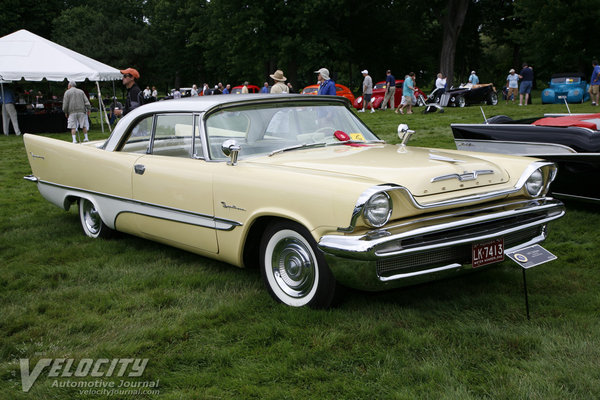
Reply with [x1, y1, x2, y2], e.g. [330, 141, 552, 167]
[431, 170, 495, 183]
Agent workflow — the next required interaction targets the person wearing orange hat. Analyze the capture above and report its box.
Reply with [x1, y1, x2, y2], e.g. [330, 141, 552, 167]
[115, 67, 142, 116]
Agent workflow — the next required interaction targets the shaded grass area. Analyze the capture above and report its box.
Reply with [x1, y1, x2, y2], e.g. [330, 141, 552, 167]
[1, 99, 599, 399]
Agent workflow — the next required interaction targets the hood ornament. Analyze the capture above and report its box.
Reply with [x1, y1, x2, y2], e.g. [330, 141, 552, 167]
[431, 169, 495, 183]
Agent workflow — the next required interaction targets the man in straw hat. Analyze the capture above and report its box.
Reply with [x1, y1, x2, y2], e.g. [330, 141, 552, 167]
[270, 70, 289, 94]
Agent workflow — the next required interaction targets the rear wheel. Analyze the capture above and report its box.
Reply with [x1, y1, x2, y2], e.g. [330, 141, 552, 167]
[487, 92, 498, 105]
[79, 198, 113, 238]
[260, 221, 337, 308]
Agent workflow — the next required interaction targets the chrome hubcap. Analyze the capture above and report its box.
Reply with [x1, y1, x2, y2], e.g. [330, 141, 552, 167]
[271, 237, 315, 298]
[82, 200, 101, 234]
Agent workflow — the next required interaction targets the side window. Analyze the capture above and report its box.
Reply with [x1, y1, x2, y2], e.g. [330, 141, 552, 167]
[121, 116, 153, 153]
[206, 111, 249, 159]
[151, 114, 194, 158]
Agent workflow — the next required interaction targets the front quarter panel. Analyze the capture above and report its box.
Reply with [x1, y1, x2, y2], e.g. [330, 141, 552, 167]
[211, 161, 377, 266]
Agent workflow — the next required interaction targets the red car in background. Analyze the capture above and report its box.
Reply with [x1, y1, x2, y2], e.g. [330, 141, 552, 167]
[301, 83, 355, 103]
[231, 84, 260, 94]
[353, 80, 427, 110]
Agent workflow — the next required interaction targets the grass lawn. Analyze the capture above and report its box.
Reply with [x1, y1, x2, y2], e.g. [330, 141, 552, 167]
[1, 97, 600, 399]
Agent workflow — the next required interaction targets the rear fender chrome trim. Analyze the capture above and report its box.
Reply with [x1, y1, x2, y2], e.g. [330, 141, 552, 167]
[23, 175, 39, 183]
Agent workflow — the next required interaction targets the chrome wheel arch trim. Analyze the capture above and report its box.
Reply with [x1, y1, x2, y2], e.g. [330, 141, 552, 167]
[338, 161, 557, 233]
[35, 180, 242, 231]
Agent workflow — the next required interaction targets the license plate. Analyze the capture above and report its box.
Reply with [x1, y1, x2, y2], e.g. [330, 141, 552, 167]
[472, 238, 504, 268]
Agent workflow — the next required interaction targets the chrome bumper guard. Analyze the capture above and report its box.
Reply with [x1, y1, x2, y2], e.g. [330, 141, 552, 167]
[24, 175, 39, 183]
[318, 197, 565, 291]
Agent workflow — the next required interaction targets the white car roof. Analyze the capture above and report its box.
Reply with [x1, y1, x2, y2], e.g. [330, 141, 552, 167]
[103, 94, 348, 151]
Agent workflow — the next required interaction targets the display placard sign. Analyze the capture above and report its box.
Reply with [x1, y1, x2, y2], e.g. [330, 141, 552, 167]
[506, 245, 557, 269]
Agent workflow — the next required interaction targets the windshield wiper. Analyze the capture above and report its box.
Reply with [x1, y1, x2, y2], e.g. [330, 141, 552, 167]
[268, 142, 327, 157]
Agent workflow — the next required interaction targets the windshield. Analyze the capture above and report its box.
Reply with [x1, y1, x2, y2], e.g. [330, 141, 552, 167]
[204, 102, 380, 160]
[302, 87, 318, 94]
[551, 77, 581, 84]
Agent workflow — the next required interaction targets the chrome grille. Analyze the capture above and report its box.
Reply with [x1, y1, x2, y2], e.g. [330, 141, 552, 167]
[376, 226, 542, 277]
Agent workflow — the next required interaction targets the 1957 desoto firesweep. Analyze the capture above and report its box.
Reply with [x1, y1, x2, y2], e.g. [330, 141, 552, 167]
[24, 94, 565, 308]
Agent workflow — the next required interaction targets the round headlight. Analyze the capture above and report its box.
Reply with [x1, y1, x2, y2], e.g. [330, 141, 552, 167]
[363, 192, 392, 227]
[525, 169, 544, 197]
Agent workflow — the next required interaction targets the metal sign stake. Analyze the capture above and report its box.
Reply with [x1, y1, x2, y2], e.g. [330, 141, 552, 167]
[522, 267, 530, 320]
[506, 244, 557, 321]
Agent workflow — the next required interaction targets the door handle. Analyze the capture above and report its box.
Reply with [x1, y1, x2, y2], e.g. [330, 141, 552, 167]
[134, 164, 146, 175]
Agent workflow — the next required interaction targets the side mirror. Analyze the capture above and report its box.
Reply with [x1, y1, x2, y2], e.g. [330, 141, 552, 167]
[397, 124, 414, 146]
[221, 139, 241, 166]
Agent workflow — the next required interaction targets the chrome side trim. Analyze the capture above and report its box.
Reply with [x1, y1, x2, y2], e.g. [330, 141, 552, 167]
[338, 161, 556, 233]
[23, 175, 38, 183]
[454, 138, 577, 155]
[36, 180, 242, 231]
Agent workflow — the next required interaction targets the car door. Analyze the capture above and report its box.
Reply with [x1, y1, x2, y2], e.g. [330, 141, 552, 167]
[129, 113, 220, 254]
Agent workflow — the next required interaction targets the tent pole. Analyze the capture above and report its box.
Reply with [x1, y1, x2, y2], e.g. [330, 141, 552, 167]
[96, 81, 104, 133]
[0, 80, 5, 132]
[96, 81, 112, 133]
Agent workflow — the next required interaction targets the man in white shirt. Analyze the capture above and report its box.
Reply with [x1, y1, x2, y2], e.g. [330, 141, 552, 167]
[359, 70, 374, 113]
[435, 73, 446, 92]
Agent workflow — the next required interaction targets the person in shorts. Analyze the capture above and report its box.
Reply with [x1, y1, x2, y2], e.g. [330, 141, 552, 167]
[396, 72, 416, 114]
[519, 63, 533, 106]
[62, 81, 91, 143]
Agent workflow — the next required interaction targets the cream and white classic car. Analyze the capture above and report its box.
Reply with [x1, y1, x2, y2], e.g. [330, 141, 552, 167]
[24, 94, 565, 308]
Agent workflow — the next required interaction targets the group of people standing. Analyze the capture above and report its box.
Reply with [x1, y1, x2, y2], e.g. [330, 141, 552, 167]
[357, 69, 418, 114]
[505, 63, 534, 106]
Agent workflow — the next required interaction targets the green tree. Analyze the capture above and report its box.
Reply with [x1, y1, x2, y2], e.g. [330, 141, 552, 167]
[512, 0, 600, 79]
[0, 0, 63, 37]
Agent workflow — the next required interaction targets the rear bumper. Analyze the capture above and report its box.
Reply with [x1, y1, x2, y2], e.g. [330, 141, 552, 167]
[318, 197, 564, 291]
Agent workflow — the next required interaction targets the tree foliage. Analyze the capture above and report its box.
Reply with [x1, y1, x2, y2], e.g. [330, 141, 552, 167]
[1, 0, 597, 92]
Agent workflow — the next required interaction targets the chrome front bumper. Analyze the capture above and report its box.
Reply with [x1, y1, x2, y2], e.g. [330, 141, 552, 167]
[318, 197, 565, 291]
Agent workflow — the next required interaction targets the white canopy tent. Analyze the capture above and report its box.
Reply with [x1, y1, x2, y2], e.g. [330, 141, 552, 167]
[0, 29, 123, 133]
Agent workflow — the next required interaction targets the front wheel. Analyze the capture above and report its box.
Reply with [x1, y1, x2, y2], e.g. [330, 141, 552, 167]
[79, 198, 113, 238]
[260, 221, 337, 308]
[456, 95, 466, 108]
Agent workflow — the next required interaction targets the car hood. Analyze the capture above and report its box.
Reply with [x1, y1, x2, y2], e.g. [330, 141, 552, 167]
[248, 144, 510, 197]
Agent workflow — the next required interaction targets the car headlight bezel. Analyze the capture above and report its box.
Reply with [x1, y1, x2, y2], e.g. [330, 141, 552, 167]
[525, 168, 544, 197]
[362, 192, 392, 228]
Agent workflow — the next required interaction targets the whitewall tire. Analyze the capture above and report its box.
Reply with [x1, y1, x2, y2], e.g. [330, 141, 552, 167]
[260, 221, 337, 308]
[78, 198, 113, 239]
